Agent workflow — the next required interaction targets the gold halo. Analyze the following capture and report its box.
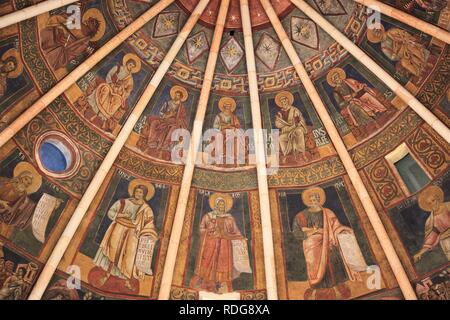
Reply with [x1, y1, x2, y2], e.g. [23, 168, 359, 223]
[326, 67, 346, 87]
[367, 23, 385, 44]
[209, 193, 233, 212]
[301, 187, 326, 207]
[275, 91, 294, 108]
[128, 179, 155, 201]
[170, 85, 188, 102]
[122, 53, 141, 74]
[418, 185, 444, 212]
[82, 8, 106, 42]
[218, 97, 236, 112]
[13, 161, 42, 194]
[1, 49, 23, 78]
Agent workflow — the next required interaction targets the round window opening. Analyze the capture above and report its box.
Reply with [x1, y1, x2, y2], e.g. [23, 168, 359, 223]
[35, 131, 81, 178]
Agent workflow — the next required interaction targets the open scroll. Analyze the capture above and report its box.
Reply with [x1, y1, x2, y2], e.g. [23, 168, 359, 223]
[135, 235, 156, 275]
[232, 238, 252, 277]
[337, 232, 368, 272]
[32, 193, 59, 243]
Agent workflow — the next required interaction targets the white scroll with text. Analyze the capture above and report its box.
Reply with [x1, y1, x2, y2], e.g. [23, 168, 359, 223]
[32, 193, 59, 243]
[232, 238, 252, 276]
[337, 232, 368, 272]
[136, 235, 156, 275]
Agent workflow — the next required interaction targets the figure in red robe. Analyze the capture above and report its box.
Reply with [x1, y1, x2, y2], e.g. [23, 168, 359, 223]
[137, 86, 188, 160]
[190, 193, 247, 293]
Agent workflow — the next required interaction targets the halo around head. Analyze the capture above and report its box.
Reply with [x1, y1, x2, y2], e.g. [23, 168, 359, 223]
[2, 49, 23, 78]
[367, 23, 385, 44]
[209, 192, 233, 212]
[122, 53, 141, 74]
[418, 185, 444, 212]
[326, 67, 346, 87]
[218, 97, 236, 112]
[82, 8, 106, 42]
[13, 161, 42, 194]
[170, 85, 188, 102]
[128, 178, 155, 201]
[275, 91, 294, 108]
[301, 187, 326, 207]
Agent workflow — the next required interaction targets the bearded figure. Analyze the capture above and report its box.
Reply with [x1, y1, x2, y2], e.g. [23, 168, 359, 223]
[0, 162, 42, 230]
[40, 8, 105, 71]
[0, 49, 23, 97]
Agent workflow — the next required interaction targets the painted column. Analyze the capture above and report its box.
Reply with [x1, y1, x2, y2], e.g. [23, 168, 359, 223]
[239, 0, 278, 300]
[260, 0, 417, 300]
[0, 0, 176, 148]
[289, 0, 450, 144]
[353, 0, 450, 44]
[157, 0, 231, 300]
[27, 0, 211, 299]
[0, 0, 79, 29]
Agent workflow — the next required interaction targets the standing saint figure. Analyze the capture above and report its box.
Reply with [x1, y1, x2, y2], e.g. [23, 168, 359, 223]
[40, 8, 106, 71]
[274, 91, 308, 162]
[367, 24, 430, 78]
[94, 179, 158, 290]
[414, 185, 450, 262]
[327, 68, 389, 130]
[0, 49, 23, 98]
[190, 193, 251, 293]
[213, 97, 246, 166]
[0, 162, 42, 230]
[137, 85, 188, 159]
[292, 187, 362, 300]
[86, 53, 141, 132]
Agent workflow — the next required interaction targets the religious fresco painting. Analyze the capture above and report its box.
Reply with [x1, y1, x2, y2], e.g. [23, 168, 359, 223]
[0, 37, 33, 117]
[317, 60, 398, 144]
[185, 190, 255, 293]
[361, 16, 442, 87]
[0, 0, 448, 302]
[62, 169, 176, 299]
[0, 148, 69, 257]
[261, 89, 329, 166]
[273, 179, 383, 300]
[388, 175, 450, 277]
[74, 49, 152, 134]
[37, 1, 112, 76]
[135, 82, 198, 162]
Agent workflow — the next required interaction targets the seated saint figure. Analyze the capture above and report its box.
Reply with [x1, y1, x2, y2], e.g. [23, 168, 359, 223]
[367, 24, 430, 79]
[190, 193, 249, 293]
[274, 91, 308, 162]
[94, 179, 158, 291]
[213, 97, 246, 166]
[86, 54, 141, 132]
[0, 162, 42, 230]
[414, 185, 450, 262]
[137, 85, 188, 160]
[327, 68, 390, 133]
[0, 49, 23, 98]
[292, 187, 360, 300]
[40, 8, 105, 71]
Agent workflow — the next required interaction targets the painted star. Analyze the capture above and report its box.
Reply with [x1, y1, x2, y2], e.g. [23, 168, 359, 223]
[162, 15, 175, 30]
[192, 35, 204, 49]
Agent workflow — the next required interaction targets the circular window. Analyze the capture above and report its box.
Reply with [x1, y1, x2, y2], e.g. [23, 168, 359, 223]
[35, 131, 81, 178]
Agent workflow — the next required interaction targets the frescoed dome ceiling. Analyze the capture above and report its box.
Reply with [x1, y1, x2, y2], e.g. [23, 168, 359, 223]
[0, 0, 448, 301]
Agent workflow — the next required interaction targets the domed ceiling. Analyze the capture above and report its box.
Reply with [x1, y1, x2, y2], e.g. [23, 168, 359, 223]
[0, 0, 448, 301]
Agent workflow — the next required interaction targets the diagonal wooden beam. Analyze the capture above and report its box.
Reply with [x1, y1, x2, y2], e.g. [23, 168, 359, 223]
[239, 0, 278, 300]
[157, 0, 231, 300]
[260, 0, 417, 300]
[27, 0, 211, 299]
[289, 0, 450, 144]
[0, 0, 79, 29]
[353, 0, 450, 44]
[0, 0, 175, 148]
